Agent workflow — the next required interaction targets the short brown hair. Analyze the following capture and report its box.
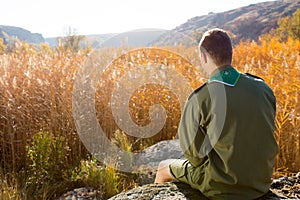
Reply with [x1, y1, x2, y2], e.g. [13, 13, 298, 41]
[199, 28, 232, 66]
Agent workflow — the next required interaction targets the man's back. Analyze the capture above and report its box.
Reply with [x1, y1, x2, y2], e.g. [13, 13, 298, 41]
[195, 72, 279, 199]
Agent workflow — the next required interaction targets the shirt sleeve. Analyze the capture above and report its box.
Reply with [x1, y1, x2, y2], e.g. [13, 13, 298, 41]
[178, 93, 208, 167]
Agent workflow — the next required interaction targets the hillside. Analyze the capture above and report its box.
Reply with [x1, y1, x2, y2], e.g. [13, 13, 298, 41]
[45, 29, 167, 48]
[1, 0, 299, 48]
[153, 0, 300, 46]
[99, 29, 167, 48]
[45, 33, 115, 48]
[0, 25, 44, 44]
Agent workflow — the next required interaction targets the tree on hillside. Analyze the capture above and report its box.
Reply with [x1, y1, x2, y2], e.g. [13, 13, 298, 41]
[0, 38, 6, 54]
[191, 30, 204, 44]
[60, 27, 85, 52]
[275, 8, 300, 41]
[0, 31, 20, 52]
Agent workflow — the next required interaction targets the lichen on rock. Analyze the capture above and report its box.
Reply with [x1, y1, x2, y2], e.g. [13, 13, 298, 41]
[108, 181, 292, 200]
[108, 182, 208, 200]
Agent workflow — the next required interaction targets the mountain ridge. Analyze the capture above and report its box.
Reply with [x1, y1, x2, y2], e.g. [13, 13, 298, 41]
[0, 25, 44, 44]
[1, 0, 299, 47]
[154, 0, 300, 45]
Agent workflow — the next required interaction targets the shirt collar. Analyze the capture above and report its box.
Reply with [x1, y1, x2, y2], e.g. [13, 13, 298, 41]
[208, 65, 240, 87]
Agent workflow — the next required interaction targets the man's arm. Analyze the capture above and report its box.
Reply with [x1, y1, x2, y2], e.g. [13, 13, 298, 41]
[178, 93, 208, 167]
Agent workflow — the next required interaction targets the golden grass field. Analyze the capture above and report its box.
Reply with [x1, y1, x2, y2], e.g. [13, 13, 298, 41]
[0, 36, 299, 198]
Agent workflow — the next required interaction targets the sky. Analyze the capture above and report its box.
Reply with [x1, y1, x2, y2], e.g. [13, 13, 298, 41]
[1, 0, 276, 38]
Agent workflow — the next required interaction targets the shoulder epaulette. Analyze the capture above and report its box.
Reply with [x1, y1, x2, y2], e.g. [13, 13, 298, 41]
[188, 83, 207, 100]
[245, 73, 265, 81]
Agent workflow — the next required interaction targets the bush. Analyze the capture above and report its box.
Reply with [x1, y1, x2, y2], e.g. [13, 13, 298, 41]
[71, 156, 120, 199]
[25, 131, 73, 199]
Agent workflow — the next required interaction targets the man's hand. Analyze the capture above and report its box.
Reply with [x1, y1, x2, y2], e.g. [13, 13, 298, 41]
[154, 159, 176, 183]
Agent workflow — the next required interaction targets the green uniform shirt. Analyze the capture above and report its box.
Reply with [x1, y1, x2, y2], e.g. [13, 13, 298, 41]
[177, 65, 279, 199]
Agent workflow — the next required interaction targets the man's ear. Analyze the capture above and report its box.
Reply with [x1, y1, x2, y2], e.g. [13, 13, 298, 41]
[201, 51, 208, 64]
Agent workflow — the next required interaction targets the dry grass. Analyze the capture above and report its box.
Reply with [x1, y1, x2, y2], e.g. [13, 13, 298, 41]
[0, 36, 299, 187]
[0, 171, 23, 200]
[233, 37, 300, 176]
[0, 42, 87, 172]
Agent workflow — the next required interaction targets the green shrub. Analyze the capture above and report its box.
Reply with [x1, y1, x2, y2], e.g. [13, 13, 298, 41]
[25, 131, 73, 199]
[72, 156, 119, 198]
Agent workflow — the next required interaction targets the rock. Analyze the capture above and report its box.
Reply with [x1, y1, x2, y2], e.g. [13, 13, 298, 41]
[110, 140, 300, 199]
[108, 182, 208, 200]
[108, 182, 289, 200]
[58, 139, 299, 199]
[58, 180, 296, 200]
[57, 187, 102, 200]
[134, 139, 183, 169]
[270, 174, 300, 199]
[134, 139, 182, 185]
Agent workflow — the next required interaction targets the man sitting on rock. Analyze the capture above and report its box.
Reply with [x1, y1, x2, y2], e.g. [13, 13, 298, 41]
[154, 28, 279, 200]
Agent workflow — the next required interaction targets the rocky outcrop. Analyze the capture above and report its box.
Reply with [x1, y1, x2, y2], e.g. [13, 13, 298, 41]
[0, 25, 44, 44]
[58, 175, 300, 200]
[58, 140, 299, 199]
[135, 139, 183, 169]
[109, 173, 300, 200]
[112, 139, 300, 199]
[109, 182, 208, 200]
